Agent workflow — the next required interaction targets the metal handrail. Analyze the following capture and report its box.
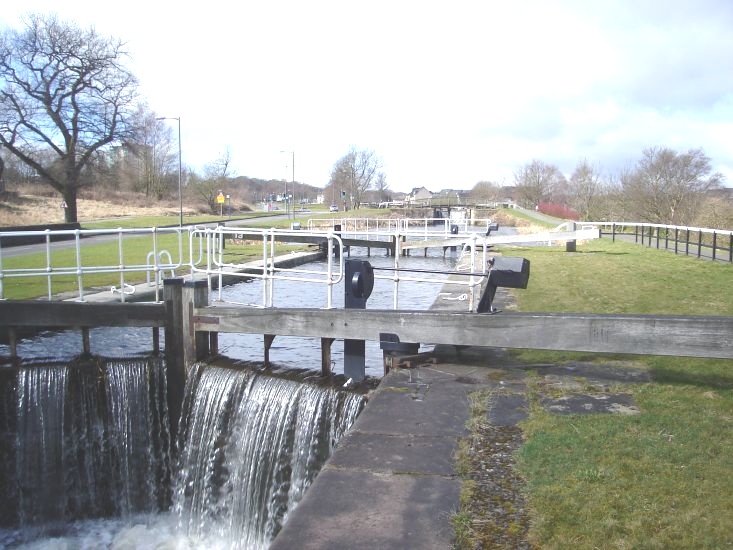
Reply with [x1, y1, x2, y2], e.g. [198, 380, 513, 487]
[585, 221, 733, 263]
[0, 226, 188, 301]
[189, 226, 347, 309]
[306, 217, 498, 238]
[0, 225, 505, 310]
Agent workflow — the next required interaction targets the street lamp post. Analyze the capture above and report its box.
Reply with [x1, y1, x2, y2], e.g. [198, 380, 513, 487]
[280, 150, 294, 219]
[157, 117, 183, 227]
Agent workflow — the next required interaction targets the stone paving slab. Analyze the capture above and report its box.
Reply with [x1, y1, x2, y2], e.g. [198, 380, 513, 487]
[541, 392, 640, 415]
[488, 391, 529, 426]
[269, 468, 460, 550]
[328, 432, 457, 476]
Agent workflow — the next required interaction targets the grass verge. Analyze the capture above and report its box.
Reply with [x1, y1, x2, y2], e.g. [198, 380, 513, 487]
[517, 356, 732, 548]
[490, 238, 733, 548]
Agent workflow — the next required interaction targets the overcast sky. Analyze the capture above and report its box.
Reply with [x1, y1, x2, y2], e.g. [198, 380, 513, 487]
[2, 1, 732, 192]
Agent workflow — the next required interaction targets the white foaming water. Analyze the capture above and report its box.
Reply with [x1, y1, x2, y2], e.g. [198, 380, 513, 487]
[173, 365, 365, 549]
[2, 361, 364, 549]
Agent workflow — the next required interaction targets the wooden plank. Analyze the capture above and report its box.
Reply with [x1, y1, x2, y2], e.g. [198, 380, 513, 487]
[0, 301, 167, 327]
[194, 307, 733, 360]
[163, 278, 185, 451]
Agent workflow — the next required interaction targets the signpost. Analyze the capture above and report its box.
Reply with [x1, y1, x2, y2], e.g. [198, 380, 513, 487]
[217, 191, 225, 216]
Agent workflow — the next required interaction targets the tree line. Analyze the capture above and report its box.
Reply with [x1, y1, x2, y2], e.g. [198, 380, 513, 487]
[472, 148, 729, 228]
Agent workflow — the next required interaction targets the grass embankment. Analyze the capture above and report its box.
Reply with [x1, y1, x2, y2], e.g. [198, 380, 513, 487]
[496, 207, 561, 229]
[469, 239, 732, 548]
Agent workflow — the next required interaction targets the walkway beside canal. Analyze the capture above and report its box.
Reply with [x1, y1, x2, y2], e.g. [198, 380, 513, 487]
[270, 341, 648, 549]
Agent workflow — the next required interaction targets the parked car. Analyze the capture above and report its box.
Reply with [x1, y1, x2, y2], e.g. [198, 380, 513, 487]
[329, 204, 339, 212]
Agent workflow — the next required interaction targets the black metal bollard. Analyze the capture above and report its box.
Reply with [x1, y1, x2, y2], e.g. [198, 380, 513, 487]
[477, 256, 530, 313]
[343, 259, 374, 382]
[566, 221, 576, 252]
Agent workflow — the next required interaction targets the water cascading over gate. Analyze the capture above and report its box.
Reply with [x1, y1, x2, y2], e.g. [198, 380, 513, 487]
[0, 356, 365, 549]
[6, 357, 171, 530]
[173, 364, 365, 548]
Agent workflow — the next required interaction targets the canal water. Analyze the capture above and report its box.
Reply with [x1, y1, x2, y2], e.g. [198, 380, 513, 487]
[217, 246, 468, 378]
[1, 358, 365, 549]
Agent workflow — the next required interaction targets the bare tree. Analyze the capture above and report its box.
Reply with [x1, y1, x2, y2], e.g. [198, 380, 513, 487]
[0, 14, 138, 222]
[375, 172, 389, 203]
[195, 148, 233, 214]
[111, 108, 177, 199]
[620, 147, 723, 225]
[513, 160, 565, 209]
[470, 181, 503, 204]
[694, 194, 733, 231]
[329, 147, 382, 209]
[567, 159, 604, 220]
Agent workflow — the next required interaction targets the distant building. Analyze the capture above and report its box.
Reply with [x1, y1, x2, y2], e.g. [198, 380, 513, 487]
[406, 186, 433, 204]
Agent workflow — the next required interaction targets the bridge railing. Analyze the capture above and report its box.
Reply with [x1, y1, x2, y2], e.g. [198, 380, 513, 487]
[306, 217, 498, 239]
[0, 222, 594, 307]
[586, 222, 733, 263]
[0, 224, 470, 306]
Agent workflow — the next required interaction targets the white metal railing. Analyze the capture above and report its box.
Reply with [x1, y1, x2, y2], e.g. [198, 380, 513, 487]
[0, 227, 189, 302]
[0, 221, 597, 308]
[146, 250, 176, 287]
[192, 225, 491, 311]
[190, 227, 346, 309]
[383, 231, 489, 311]
[307, 217, 498, 239]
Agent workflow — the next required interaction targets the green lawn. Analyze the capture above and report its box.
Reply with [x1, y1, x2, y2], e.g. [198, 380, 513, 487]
[494, 239, 733, 549]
